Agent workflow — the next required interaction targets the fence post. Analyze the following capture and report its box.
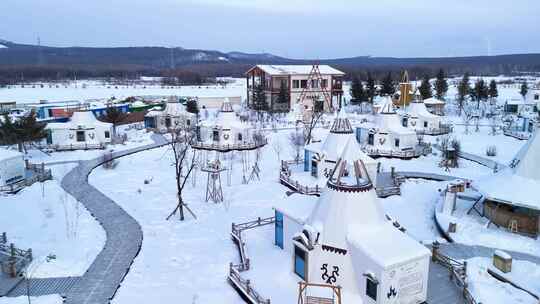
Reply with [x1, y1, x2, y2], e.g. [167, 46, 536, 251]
[246, 279, 251, 293]
[27, 248, 33, 260]
[431, 241, 439, 262]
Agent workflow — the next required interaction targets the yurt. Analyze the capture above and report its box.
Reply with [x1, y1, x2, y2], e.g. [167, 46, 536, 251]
[403, 100, 450, 135]
[274, 140, 430, 304]
[305, 110, 378, 182]
[357, 97, 422, 158]
[475, 130, 540, 236]
[204, 99, 251, 146]
[423, 98, 446, 116]
[0, 149, 25, 187]
[44, 111, 113, 150]
[144, 102, 195, 132]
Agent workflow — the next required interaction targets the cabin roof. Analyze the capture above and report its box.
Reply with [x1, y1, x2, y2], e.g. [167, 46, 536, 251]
[249, 65, 345, 76]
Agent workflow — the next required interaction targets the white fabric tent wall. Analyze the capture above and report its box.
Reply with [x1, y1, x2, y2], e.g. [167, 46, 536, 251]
[0, 150, 25, 186]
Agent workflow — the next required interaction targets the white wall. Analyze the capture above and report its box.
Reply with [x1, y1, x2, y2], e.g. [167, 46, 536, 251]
[0, 155, 25, 186]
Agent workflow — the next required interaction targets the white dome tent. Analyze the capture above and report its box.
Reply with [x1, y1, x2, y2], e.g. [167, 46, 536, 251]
[144, 102, 195, 133]
[43, 111, 113, 150]
[275, 138, 430, 304]
[356, 97, 431, 159]
[474, 130, 540, 236]
[403, 99, 451, 135]
[0, 149, 25, 188]
[209, 98, 250, 146]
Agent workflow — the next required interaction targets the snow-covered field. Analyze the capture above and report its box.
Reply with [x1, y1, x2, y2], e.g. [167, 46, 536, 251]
[0, 80, 247, 104]
[467, 257, 539, 304]
[0, 163, 105, 278]
[0, 295, 62, 304]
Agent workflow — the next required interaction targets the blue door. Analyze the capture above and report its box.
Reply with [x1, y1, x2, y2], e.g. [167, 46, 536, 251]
[294, 246, 306, 280]
[275, 211, 283, 249]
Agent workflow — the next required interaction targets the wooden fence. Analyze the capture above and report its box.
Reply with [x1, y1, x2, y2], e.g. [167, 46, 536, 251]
[0, 233, 33, 278]
[0, 162, 52, 193]
[191, 139, 268, 152]
[279, 161, 321, 196]
[228, 217, 275, 304]
[431, 242, 481, 304]
[364, 143, 432, 159]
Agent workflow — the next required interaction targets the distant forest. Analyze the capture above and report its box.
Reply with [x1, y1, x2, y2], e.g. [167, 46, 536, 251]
[1, 39, 540, 85]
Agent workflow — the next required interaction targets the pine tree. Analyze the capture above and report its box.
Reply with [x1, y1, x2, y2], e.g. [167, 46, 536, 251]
[418, 74, 433, 100]
[434, 69, 448, 100]
[252, 84, 268, 120]
[488, 80, 498, 99]
[350, 76, 366, 104]
[457, 73, 470, 115]
[366, 72, 376, 103]
[185, 98, 199, 115]
[520, 82, 529, 100]
[0, 114, 19, 146]
[0, 111, 47, 152]
[380, 72, 395, 96]
[472, 79, 488, 109]
[102, 104, 127, 137]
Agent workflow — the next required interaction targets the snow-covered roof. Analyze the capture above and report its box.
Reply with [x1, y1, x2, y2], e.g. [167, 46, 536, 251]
[131, 101, 147, 108]
[348, 224, 430, 268]
[214, 100, 246, 130]
[47, 111, 112, 130]
[423, 97, 445, 105]
[274, 193, 317, 224]
[253, 65, 345, 76]
[379, 96, 396, 114]
[407, 101, 441, 120]
[475, 169, 540, 211]
[514, 131, 540, 180]
[0, 149, 23, 161]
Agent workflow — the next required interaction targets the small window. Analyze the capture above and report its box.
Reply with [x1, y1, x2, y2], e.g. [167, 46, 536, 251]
[294, 246, 307, 280]
[292, 80, 300, 89]
[213, 130, 219, 141]
[535, 94, 539, 101]
[76, 131, 85, 142]
[366, 277, 378, 301]
[104, 131, 110, 139]
[186, 119, 191, 126]
[368, 133, 374, 145]
[300, 80, 308, 89]
[402, 118, 408, 127]
[237, 133, 243, 141]
[321, 79, 328, 88]
[165, 118, 171, 128]
[311, 160, 318, 177]
[424, 121, 428, 128]
[394, 138, 400, 148]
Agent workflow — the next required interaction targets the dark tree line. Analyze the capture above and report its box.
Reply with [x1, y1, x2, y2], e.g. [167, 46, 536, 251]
[0, 111, 47, 152]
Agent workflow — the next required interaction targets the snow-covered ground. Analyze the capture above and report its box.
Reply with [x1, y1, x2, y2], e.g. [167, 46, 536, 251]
[467, 257, 538, 304]
[0, 79, 246, 104]
[0, 295, 63, 304]
[0, 163, 105, 278]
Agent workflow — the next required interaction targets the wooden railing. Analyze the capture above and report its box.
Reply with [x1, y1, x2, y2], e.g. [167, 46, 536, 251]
[298, 282, 342, 304]
[431, 242, 481, 304]
[228, 217, 275, 304]
[279, 161, 321, 196]
[416, 124, 453, 136]
[35, 142, 106, 151]
[363, 143, 432, 159]
[0, 233, 33, 278]
[191, 138, 268, 152]
[0, 162, 53, 193]
[503, 130, 531, 140]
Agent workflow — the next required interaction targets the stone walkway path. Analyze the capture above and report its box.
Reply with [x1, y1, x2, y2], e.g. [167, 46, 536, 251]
[4, 134, 168, 303]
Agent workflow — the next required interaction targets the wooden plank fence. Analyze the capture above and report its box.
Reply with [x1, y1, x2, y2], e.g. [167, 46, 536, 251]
[431, 242, 481, 304]
[192, 139, 268, 152]
[0, 233, 33, 278]
[228, 217, 275, 304]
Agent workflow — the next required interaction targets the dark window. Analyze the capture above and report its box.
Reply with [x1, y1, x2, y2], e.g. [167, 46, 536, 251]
[300, 80, 308, 89]
[366, 277, 378, 301]
[311, 160, 318, 177]
[76, 131, 85, 142]
[46, 130, 53, 144]
[104, 131, 110, 139]
[402, 118, 408, 127]
[368, 133, 374, 145]
[238, 133, 243, 141]
[424, 121, 428, 128]
[294, 246, 307, 280]
[311, 79, 318, 88]
[165, 118, 171, 128]
[395, 138, 400, 147]
[321, 79, 328, 88]
[293, 80, 300, 89]
[213, 130, 219, 141]
[535, 94, 539, 101]
[186, 119, 191, 126]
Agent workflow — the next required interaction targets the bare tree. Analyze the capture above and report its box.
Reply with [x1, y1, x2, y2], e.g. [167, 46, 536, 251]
[289, 127, 305, 164]
[303, 98, 324, 145]
[166, 124, 198, 221]
[271, 138, 283, 163]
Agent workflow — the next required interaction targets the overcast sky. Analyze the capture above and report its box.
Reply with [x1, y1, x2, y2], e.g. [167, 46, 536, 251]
[1, 0, 539, 58]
